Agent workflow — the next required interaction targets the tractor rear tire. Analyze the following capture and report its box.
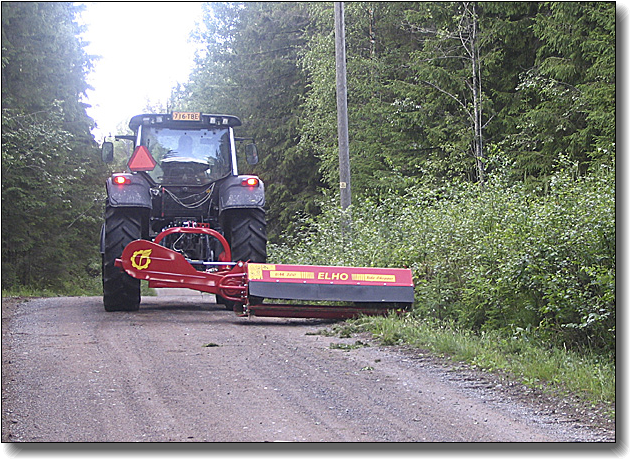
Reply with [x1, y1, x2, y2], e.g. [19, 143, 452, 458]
[102, 206, 145, 312]
[226, 208, 267, 264]
[219, 208, 267, 309]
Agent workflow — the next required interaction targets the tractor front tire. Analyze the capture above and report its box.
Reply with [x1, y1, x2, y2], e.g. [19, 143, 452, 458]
[102, 206, 144, 312]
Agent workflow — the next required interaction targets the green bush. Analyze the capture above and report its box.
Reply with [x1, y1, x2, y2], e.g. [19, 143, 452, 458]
[269, 162, 615, 355]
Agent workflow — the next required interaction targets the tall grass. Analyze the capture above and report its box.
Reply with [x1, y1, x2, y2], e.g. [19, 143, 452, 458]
[1, 278, 156, 298]
[1, 274, 103, 298]
[348, 315, 615, 407]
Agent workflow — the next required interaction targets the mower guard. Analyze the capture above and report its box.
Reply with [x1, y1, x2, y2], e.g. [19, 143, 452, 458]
[247, 263, 413, 303]
[116, 238, 414, 319]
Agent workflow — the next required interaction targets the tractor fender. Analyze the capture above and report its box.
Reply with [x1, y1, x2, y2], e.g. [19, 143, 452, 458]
[105, 173, 152, 209]
[217, 175, 265, 214]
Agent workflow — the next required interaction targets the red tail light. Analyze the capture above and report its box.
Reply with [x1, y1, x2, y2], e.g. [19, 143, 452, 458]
[242, 177, 259, 187]
[112, 174, 132, 185]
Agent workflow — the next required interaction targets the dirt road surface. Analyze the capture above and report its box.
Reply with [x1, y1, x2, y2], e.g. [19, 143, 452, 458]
[2, 292, 615, 443]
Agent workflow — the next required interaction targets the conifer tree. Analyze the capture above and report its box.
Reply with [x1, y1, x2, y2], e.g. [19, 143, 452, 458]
[2, 2, 106, 290]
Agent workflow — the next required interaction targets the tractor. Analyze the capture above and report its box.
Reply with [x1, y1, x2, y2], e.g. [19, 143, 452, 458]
[100, 112, 413, 318]
[100, 112, 265, 311]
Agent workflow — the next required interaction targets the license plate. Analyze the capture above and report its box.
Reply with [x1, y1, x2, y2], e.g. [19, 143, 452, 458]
[172, 112, 201, 121]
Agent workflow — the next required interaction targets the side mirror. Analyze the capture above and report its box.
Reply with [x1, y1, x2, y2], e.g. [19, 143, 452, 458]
[102, 141, 114, 163]
[245, 143, 259, 165]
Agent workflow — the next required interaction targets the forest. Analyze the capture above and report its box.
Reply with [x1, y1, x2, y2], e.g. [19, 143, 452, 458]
[2, 3, 109, 294]
[2, 2, 615, 357]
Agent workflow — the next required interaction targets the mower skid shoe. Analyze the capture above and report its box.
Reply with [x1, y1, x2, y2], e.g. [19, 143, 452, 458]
[246, 263, 414, 305]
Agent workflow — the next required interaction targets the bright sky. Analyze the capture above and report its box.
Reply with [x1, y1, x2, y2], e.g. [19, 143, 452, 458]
[79, 2, 203, 141]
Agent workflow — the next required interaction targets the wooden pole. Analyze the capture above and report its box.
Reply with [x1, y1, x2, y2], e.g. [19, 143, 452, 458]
[334, 2, 351, 210]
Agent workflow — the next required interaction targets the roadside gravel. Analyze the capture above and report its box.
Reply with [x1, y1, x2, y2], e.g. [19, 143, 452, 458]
[1, 294, 615, 443]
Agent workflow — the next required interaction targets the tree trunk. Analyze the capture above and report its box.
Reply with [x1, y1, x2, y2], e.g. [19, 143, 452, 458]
[469, 2, 485, 184]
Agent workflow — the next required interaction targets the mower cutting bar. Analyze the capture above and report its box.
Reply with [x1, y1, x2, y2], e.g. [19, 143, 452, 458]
[245, 303, 411, 319]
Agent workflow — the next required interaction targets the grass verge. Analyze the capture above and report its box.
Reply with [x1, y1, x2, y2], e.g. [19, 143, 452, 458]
[2, 279, 156, 299]
[333, 314, 615, 416]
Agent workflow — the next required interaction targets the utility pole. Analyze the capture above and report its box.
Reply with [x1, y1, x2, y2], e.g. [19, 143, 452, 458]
[334, 2, 351, 210]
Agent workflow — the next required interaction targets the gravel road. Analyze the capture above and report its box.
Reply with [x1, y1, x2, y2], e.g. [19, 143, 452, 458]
[2, 292, 615, 443]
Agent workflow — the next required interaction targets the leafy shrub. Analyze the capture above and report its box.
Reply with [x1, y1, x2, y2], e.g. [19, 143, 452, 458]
[269, 162, 615, 355]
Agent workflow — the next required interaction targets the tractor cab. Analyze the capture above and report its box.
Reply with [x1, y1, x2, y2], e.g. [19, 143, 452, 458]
[102, 112, 257, 185]
[144, 126, 232, 185]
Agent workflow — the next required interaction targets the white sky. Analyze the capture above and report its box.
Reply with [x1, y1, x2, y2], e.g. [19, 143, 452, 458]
[79, 2, 203, 141]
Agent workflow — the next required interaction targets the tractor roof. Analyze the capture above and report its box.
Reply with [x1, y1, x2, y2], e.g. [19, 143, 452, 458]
[128, 113, 242, 131]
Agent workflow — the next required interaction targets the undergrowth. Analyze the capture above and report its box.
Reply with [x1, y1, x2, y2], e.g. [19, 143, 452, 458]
[271, 163, 615, 356]
[337, 314, 615, 411]
[2, 279, 155, 299]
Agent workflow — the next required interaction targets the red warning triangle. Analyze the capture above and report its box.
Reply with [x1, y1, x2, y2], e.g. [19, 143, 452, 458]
[128, 146, 157, 172]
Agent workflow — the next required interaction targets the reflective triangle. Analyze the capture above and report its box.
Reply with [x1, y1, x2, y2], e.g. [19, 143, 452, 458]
[128, 146, 157, 172]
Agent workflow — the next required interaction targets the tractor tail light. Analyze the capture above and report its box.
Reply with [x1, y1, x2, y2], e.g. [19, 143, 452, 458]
[242, 177, 259, 187]
[112, 174, 132, 185]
